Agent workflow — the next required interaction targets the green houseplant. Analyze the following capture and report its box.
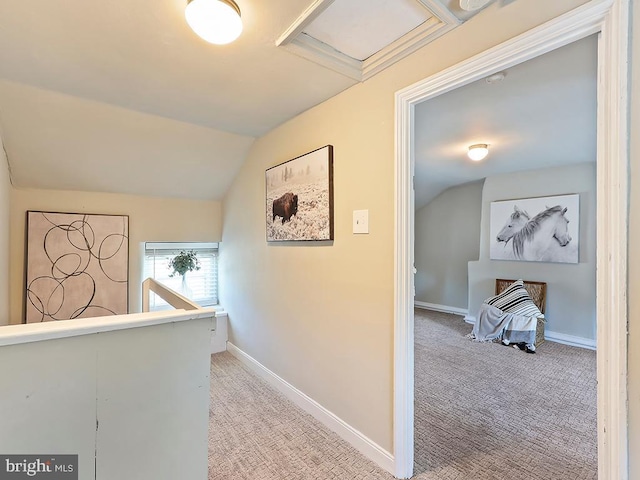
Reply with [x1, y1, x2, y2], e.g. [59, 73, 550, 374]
[168, 250, 201, 299]
[168, 250, 201, 278]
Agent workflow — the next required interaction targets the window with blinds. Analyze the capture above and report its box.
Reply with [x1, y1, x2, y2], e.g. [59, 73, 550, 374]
[144, 242, 218, 311]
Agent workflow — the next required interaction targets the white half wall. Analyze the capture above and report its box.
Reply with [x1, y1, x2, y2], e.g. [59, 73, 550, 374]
[211, 312, 228, 354]
[0, 133, 9, 325]
[629, 4, 640, 475]
[0, 315, 212, 480]
[468, 163, 596, 341]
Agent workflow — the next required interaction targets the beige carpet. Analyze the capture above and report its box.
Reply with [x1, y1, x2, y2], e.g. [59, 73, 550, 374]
[209, 309, 597, 479]
[208, 351, 392, 480]
[413, 309, 596, 479]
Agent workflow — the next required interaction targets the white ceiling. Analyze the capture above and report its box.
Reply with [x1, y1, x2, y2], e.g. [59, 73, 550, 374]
[0, 0, 358, 137]
[414, 34, 597, 209]
[0, 0, 361, 198]
[0, 0, 499, 199]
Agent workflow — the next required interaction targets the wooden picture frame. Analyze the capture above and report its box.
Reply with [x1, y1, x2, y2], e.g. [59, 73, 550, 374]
[265, 145, 334, 242]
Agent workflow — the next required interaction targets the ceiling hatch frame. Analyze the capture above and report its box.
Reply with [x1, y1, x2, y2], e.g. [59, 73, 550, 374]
[276, 0, 461, 82]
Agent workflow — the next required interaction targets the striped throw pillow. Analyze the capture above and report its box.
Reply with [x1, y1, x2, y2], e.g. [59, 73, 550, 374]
[484, 279, 543, 318]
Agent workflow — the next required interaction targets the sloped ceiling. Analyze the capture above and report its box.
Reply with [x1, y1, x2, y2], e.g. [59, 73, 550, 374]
[0, 0, 502, 199]
[0, 80, 254, 199]
[0, 0, 358, 137]
[0, 0, 360, 198]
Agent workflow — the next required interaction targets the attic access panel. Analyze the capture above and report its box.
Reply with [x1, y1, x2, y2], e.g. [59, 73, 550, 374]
[277, 0, 460, 81]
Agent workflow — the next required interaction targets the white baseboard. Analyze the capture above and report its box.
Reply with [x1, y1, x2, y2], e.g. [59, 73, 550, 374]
[459, 317, 595, 350]
[226, 342, 394, 474]
[463, 315, 476, 325]
[545, 330, 596, 350]
[414, 301, 468, 317]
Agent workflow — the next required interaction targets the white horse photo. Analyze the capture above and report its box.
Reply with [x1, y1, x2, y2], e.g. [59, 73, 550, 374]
[495, 206, 530, 243]
[492, 202, 578, 263]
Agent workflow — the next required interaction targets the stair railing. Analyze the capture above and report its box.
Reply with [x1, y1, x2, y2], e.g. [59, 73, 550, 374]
[142, 277, 201, 312]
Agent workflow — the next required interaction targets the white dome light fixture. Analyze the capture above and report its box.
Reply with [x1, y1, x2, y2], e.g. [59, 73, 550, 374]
[185, 0, 243, 45]
[468, 144, 489, 161]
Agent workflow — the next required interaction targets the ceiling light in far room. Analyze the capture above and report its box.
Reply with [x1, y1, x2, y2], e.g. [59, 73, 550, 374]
[468, 144, 489, 161]
[485, 71, 506, 84]
[185, 0, 243, 45]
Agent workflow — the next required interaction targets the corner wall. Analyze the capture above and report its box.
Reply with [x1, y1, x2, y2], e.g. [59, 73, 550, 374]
[8, 188, 221, 325]
[415, 180, 483, 310]
[0, 134, 10, 325]
[220, 0, 588, 455]
[468, 163, 596, 341]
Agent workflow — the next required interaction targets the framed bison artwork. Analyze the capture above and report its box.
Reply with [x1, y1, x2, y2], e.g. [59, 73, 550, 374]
[266, 145, 334, 241]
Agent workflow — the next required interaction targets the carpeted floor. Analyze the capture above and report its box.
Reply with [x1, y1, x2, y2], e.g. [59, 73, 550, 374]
[208, 309, 597, 479]
[413, 309, 597, 479]
[208, 351, 392, 480]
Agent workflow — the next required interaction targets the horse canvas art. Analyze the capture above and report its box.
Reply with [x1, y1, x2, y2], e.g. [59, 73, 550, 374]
[495, 206, 530, 243]
[490, 194, 579, 264]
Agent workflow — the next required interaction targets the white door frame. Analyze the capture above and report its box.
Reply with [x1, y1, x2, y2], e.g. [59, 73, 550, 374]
[393, 1, 629, 478]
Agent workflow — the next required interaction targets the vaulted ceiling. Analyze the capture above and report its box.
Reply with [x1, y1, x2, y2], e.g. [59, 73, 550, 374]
[0, 0, 506, 199]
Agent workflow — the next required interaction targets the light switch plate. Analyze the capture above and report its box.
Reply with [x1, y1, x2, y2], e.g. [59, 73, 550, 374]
[353, 210, 369, 234]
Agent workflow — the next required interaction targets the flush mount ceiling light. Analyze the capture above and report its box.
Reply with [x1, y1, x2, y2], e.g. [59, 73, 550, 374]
[485, 71, 506, 84]
[185, 0, 243, 45]
[468, 144, 489, 161]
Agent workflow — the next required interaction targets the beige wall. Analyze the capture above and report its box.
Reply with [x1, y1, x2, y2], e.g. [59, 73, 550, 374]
[628, 1, 639, 477]
[9, 188, 221, 325]
[221, 0, 588, 452]
[0, 134, 10, 324]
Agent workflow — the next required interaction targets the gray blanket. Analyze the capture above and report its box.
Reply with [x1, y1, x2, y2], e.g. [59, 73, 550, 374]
[470, 303, 537, 350]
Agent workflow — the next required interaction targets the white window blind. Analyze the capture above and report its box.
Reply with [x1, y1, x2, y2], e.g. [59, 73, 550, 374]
[144, 242, 218, 311]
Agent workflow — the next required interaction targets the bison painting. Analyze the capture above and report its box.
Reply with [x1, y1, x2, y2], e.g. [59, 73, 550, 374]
[265, 145, 333, 241]
[272, 192, 298, 224]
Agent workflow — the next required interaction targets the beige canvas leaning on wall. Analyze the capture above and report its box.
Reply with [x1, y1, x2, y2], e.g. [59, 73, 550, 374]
[25, 211, 129, 323]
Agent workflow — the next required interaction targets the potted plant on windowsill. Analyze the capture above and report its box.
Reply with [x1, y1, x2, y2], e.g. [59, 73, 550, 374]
[168, 250, 201, 297]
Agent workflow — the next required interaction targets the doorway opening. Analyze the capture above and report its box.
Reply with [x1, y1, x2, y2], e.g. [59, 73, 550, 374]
[393, 2, 629, 479]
